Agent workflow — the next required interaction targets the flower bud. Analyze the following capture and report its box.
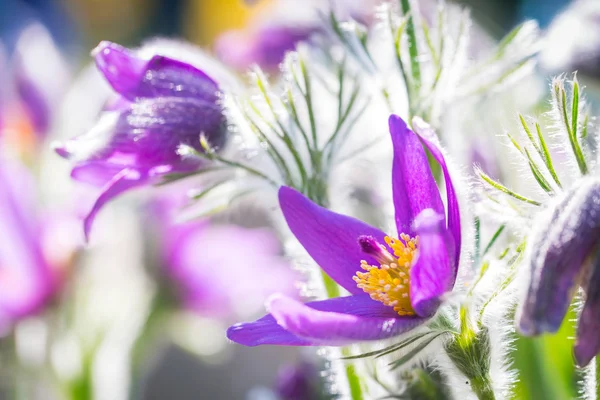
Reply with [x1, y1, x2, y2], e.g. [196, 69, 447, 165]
[518, 177, 600, 366]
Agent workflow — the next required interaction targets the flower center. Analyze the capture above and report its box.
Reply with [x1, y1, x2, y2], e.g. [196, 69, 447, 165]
[353, 234, 418, 316]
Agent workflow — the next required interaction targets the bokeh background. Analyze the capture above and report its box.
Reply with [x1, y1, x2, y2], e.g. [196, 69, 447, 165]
[0, 0, 590, 399]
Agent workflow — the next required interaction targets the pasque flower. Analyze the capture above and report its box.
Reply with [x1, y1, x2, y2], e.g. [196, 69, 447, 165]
[227, 115, 461, 346]
[518, 177, 600, 367]
[55, 41, 227, 239]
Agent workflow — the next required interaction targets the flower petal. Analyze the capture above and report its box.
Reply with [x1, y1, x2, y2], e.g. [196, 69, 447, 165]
[574, 255, 600, 367]
[227, 294, 427, 346]
[93, 42, 147, 99]
[389, 115, 444, 236]
[93, 41, 219, 102]
[279, 186, 387, 294]
[83, 168, 147, 241]
[0, 160, 52, 319]
[519, 179, 600, 335]
[409, 209, 455, 317]
[412, 116, 461, 266]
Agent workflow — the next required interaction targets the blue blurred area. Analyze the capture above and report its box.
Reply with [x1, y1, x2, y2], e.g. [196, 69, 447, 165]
[519, 0, 570, 27]
[0, 0, 78, 53]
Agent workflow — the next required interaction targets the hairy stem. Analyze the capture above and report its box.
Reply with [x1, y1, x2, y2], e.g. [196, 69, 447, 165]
[471, 375, 496, 400]
[596, 357, 600, 399]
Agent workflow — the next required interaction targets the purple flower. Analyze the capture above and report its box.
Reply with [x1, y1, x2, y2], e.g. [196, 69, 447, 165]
[12, 23, 70, 138]
[0, 158, 67, 328]
[55, 41, 227, 240]
[214, 0, 375, 72]
[227, 115, 461, 346]
[275, 362, 321, 400]
[215, 24, 317, 72]
[518, 177, 600, 367]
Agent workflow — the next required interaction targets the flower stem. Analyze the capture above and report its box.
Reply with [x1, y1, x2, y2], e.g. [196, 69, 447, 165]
[596, 356, 600, 399]
[342, 348, 365, 400]
[470, 375, 496, 400]
[321, 270, 341, 298]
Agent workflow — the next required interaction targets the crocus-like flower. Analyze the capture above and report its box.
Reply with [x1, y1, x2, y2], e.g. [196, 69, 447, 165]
[518, 177, 600, 366]
[55, 41, 227, 239]
[227, 115, 461, 346]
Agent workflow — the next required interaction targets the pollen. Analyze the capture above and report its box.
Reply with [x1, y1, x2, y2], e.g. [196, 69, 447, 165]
[353, 234, 418, 316]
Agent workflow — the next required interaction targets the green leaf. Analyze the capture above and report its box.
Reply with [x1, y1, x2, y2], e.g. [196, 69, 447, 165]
[553, 78, 588, 175]
[524, 148, 554, 194]
[399, 0, 421, 95]
[535, 122, 562, 188]
[482, 224, 506, 257]
[478, 169, 542, 206]
[389, 332, 447, 370]
[342, 331, 441, 360]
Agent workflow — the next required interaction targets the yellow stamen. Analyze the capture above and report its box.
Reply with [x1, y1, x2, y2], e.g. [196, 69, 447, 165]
[353, 234, 419, 316]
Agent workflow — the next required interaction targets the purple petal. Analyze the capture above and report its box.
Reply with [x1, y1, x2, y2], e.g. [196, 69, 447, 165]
[227, 313, 314, 346]
[0, 159, 52, 320]
[15, 71, 50, 134]
[574, 255, 600, 367]
[409, 209, 454, 317]
[279, 186, 387, 294]
[227, 294, 427, 346]
[389, 115, 444, 236]
[112, 96, 226, 163]
[83, 168, 148, 241]
[93, 42, 148, 100]
[519, 179, 600, 335]
[216, 25, 315, 71]
[93, 41, 219, 102]
[70, 160, 128, 187]
[412, 117, 461, 266]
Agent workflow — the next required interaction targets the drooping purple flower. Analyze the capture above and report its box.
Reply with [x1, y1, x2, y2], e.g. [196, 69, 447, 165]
[227, 115, 461, 346]
[0, 157, 71, 328]
[518, 177, 600, 366]
[55, 41, 227, 240]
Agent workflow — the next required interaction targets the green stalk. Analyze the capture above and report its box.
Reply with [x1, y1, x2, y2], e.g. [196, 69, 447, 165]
[594, 356, 600, 399]
[400, 0, 421, 95]
[471, 376, 496, 400]
[341, 348, 365, 400]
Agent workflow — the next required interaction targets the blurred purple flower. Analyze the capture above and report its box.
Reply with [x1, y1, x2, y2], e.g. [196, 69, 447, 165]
[518, 177, 600, 367]
[55, 41, 227, 240]
[164, 222, 299, 319]
[227, 115, 461, 346]
[216, 24, 317, 72]
[0, 158, 73, 328]
[275, 362, 320, 400]
[12, 23, 71, 138]
[215, 0, 375, 72]
[152, 187, 299, 320]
